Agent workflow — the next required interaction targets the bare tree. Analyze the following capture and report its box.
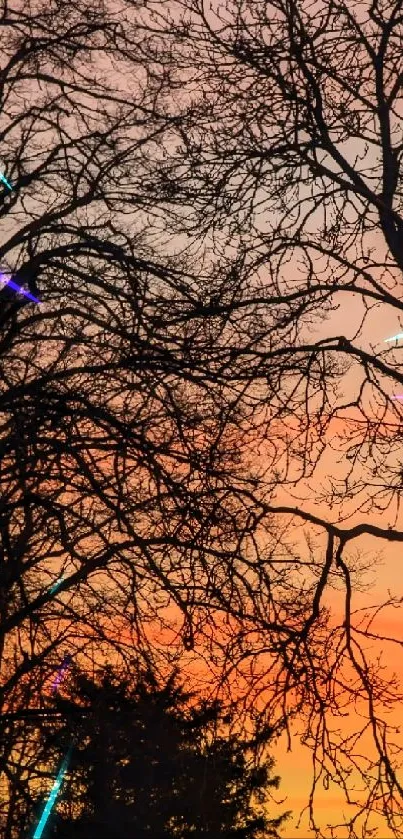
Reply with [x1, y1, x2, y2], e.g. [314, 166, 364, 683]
[0, 1, 261, 830]
[106, 1, 403, 836]
[5, 0, 403, 835]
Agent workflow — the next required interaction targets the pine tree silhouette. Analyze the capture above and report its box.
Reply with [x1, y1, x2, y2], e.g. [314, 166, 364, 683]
[36, 664, 290, 839]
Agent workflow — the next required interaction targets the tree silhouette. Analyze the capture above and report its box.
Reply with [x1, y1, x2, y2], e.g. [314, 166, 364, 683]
[0, 0, 264, 833]
[4, 1, 403, 836]
[29, 664, 290, 839]
[119, 1, 403, 835]
[0, 0, 254, 812]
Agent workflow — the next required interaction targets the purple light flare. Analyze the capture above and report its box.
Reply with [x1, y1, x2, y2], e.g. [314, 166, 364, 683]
[51, 654, 72, 692]
[0, 273, 41, 304]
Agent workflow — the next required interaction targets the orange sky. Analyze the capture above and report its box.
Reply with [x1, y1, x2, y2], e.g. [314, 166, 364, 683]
[257, 266, 403, 834]
[8, 4, 403, 834]
[48, 285, 403, 838]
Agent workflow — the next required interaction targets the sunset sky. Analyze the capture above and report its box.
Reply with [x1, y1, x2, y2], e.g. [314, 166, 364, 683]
[3, 2, 403, 837]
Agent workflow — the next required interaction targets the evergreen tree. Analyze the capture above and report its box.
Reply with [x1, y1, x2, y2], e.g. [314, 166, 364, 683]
[36, 664, 290, 839]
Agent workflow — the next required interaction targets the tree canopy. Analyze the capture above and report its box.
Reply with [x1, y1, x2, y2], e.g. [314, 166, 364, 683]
[28, 663, 290, 839]
[1, 0, 403, 836]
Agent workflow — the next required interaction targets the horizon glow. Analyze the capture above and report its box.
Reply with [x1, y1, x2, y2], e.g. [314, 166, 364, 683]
[32, 746, 73, 838]
[0, 274, 41, 304]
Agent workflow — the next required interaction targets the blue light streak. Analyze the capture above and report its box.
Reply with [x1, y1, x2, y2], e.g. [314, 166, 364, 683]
[0, 274, 40, 304]
[33, 745, 73, 839]
[385, 333, 403, 343]
[0, 171, 12, 191]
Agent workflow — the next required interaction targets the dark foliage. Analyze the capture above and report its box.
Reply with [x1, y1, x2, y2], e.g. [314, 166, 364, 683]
[32, 664, 290, 839]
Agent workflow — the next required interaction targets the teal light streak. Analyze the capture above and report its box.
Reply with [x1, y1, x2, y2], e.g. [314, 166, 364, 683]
[49, 575, 64, 595]
[0, 171, 12, 191]
[385, 333, 403, 343]
[33, 745, 73, 839]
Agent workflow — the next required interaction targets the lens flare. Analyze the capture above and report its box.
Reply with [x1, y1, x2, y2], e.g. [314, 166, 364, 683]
[0, 273, 40, 304]
[51, 654, 72, 692]
[385, 333, 403, 343]
[32, 744, 73, 839]
[49, 575, 64, 595]
[0, 171, 12, 191]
